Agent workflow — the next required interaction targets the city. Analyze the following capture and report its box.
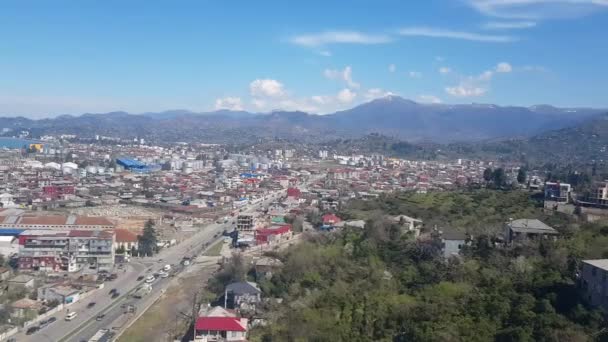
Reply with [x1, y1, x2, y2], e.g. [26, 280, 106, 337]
[1, 1, 608, 341]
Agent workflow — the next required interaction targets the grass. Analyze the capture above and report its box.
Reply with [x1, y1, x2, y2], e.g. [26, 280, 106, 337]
[118, 301, 169, 342]
[203, 240, 225, 256]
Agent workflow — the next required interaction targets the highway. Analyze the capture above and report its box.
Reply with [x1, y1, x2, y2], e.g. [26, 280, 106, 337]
[14, 189, 285, 342]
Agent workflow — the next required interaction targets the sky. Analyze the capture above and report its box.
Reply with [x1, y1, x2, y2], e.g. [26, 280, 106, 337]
[1, 0, 607, 118]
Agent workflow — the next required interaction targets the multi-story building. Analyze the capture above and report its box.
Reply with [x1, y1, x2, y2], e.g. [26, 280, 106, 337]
[580, 259, 608, 312]
[544, 182, 571, 203]
[236, 214, 255, 232]
[0, 212, 114, 230]
[17, 229, 115, 272]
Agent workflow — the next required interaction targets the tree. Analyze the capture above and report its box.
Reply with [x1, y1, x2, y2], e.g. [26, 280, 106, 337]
[483, 168, 493, 182]
[116, 245, 126, 255]
[138, 219, 158, 257]
[492, 168, 506, 188]
[517, 167, 527, 184]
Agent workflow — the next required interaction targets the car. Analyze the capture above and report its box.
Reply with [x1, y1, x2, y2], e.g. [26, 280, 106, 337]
[137, 275, 144, 281]
[112, 291, 120, 299]
[109, 288, 117, 295]
[65, 311, 78, 321]
[47, 317, 57, 324]
[96, 314, 106, 321]
[26, 326, 39, 335]
[87, 302, 96, 309]
[38, 319, 49, 328]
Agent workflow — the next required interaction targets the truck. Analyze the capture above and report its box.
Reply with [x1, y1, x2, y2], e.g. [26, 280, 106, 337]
[133, 284, 152, 299]
[89, 328, 114, 342]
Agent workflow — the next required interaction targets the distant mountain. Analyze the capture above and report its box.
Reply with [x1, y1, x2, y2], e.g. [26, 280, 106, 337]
[0, 96, 604, 144]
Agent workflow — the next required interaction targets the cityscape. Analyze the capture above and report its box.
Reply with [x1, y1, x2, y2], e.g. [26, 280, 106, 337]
[1, 1, 608, 342]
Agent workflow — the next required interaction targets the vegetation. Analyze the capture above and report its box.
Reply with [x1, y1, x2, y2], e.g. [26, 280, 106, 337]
[203, 240, 225, 257]
[137, 219, 158, 256]
[238, 190, 608, 341]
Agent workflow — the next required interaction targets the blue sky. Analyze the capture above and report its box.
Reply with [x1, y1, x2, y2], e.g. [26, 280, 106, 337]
[1, 0, 607, 117]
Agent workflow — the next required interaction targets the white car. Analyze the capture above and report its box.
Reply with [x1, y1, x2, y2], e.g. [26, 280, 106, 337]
[145, 275, 155, 283]
[163, 264, 171, 272]
[159, 271, 169, 278]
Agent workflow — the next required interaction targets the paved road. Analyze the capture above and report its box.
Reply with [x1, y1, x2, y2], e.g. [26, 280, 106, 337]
[13, 189, 286, 342]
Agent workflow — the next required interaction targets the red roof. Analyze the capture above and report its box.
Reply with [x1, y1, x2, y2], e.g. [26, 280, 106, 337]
[322, 214, 341, 224]
[115, 229, 140, 243]
[195, 317, 246, 332]
[256, 225, 291, 237]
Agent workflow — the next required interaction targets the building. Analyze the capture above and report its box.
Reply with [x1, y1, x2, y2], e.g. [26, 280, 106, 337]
[254, 257, 283, 280]
[544, 182, 571, 203]
[114, 228, 140, 254]
[37, 284, 81, 304]
[0, 235, 19, 257]
[255, 225, 292, 245]
[7, 274, 35, 291]
[224, 281, 262, 311]
[194, 316, 248, 342]
[440, 229, 467, 259]
[42, 183, 76, 200]
[236, 214, 255, 232]
[17, 229, 115, 272]
[504, 219, 559, 244]
[580, 259, 608, 312]
[0, 213, 114, 231]
[392, 214, 423, 237]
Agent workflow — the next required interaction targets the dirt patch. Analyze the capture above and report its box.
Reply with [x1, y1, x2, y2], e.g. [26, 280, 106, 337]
[119, 264, 219, 342]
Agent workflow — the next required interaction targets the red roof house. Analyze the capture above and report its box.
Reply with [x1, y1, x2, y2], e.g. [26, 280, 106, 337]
[194, 316, 248, 341]
[322, 214, 341, 225]
[255, 224, 292, 245]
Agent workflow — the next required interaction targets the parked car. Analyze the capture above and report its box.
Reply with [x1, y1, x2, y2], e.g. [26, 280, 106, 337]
[136, 275, 144, 281]
[47, 317, 57, 324]
[109, 288, 117, 295]
[87, 302, 96, 309]
[111, 291, 120, 299]
[96, 314, 105, 321]
[26, 326, 39, 335]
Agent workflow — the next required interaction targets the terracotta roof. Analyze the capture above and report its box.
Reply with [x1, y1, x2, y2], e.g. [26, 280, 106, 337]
[115, 229, 140, 243]
[195, 317, 247, 332]
[20, 216, 68, 225]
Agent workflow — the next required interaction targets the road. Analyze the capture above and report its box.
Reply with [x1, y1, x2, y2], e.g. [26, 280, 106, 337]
[15, 189, 285, 342]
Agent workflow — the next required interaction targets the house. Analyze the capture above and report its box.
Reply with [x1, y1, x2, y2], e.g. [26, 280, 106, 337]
[114, 228, 140, 254]
[504, 219, 558, 244]
[440, 229, 467, 259]
[7, 274, 35, 291]
[194, 316, 248, 342]
[0, 235, 19, 257]
[10, 298, 43, 319]
[225, 281, 262, 311]
[321, 214, 341, 229]
[254, 257, 283, 280]
[579, 259, 608, 312]
[255, 225, 292, 245]
[37, 284, 81, 304]
[392, 214, 423, 237]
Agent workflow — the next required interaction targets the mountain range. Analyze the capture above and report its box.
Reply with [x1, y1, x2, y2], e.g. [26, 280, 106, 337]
[0, 95, 604, 144]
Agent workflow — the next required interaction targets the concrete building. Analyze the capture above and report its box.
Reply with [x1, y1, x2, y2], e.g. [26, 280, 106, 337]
[236, 214, 255, 232]
[580, 259, 608, 312]
[17, 229, 115, 272]
[504, 219, 559, 244]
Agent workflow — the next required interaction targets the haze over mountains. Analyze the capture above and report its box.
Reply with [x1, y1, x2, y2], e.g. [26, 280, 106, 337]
[0, 96, 604, 144]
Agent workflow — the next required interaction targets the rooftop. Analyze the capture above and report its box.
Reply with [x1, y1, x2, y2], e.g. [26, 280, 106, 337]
[583, 259, 608, 271]
[508, 219, 558, 235]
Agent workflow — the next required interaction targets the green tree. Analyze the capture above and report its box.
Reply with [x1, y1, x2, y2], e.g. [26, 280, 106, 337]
[138, 219, 158, 257]
[492, 168, 506, 188]
[483, 168, 493, 182]
[517, 167, 527, 184]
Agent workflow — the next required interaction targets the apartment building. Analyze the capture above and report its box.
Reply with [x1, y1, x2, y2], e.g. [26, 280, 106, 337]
[0, 211, 114, 230]
[17, 229, 115, 272]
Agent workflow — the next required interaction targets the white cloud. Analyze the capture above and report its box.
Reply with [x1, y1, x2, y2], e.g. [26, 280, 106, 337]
[319, 50, 332, 57]
[439, 67, 452, 74]
[467, 0, 608, 20]
[408, 71, 423, 78]
[496, 62, 513, 73]
[417, 95, 443, 104]
[388, 64, 397, 73]
[364, 88, 394, 100]
[214, 97, 243, 111]
[398, 27, 517, 42]
[483, 21, 537, 29]
[337, 88, 357, 103]
[446, 84, 488, 97]
[324, 66, 360, 89]
[249, 79, 286, 98]
[479, 70, 494, 81]
[251, 99, 267, 109]
[290, 31, 392, 47]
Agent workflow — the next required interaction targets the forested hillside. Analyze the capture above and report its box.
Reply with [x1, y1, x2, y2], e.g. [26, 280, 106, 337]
[238, 191, 608, 341]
